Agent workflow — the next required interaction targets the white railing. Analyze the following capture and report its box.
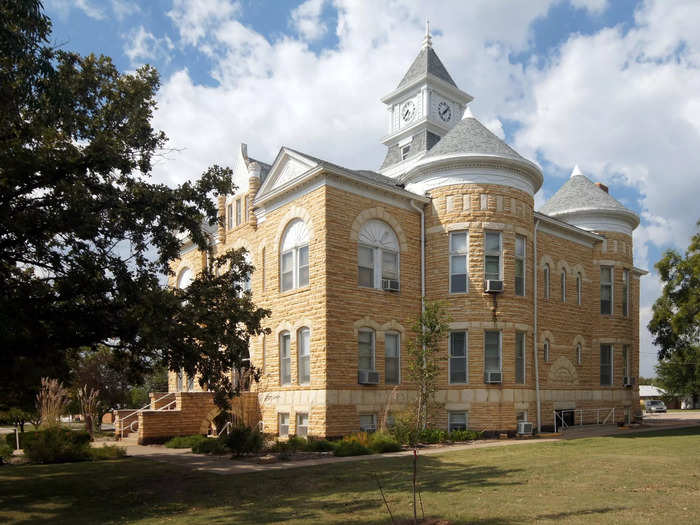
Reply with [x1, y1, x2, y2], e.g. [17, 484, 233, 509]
[217, 421, 232, 438]
[553, 407, 617, 433]
[117, 392, 176, 439]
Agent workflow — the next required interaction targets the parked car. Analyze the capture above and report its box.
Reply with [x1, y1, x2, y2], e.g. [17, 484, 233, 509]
[644, 400, 667, 413]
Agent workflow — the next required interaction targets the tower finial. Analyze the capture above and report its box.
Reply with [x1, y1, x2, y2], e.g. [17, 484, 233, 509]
[422, 18, 432, 48]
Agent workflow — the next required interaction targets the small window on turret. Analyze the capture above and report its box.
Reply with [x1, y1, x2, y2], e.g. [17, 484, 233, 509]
[401, 144, 410, 160]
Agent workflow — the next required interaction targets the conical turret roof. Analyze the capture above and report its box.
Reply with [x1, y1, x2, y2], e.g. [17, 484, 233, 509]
[540, 168, 633, 216]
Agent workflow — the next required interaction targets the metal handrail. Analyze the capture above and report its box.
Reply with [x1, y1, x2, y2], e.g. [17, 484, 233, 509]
[553, 407, 618, 433]
[217, 421, 232, 438]
[118, 391, 176, 439]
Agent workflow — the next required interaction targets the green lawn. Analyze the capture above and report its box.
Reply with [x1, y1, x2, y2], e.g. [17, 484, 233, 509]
[2, 428, 699, 524]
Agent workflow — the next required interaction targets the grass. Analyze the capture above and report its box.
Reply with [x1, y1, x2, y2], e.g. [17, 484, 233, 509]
[1, 427, 699, 524]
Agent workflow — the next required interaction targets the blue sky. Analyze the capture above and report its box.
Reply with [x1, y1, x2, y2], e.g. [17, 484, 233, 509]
[44, 0, 700, 376]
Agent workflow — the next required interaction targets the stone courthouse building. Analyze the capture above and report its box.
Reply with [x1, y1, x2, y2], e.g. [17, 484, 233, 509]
[133, 30, 646, 442]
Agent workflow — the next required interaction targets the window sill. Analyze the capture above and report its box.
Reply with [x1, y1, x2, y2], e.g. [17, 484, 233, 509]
[279, 285, 310, 297]
[358, 285, 401, 294]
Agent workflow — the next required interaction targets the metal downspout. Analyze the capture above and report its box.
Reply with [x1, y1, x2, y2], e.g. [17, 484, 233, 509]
[533, 219, 542, 433]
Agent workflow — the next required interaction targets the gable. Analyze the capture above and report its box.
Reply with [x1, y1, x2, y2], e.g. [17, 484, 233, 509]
[256, 149, 318, 198]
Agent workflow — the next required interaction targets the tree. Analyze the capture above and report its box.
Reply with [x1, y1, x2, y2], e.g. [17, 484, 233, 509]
[0, 1, 269, 411]
[648, 221, 700, 407]
[406, 300, 451, 430]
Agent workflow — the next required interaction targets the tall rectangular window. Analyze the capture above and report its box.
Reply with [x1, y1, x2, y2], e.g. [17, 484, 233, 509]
[227, 203, 233, 229]
[244, 195, 249, 222]
[448, 411, 468, 432]
[298, 245, 309, 287]
[235, 199, 242, 226]
[278, 413, 289, 436]
[385, 332, 400, 384]
[622, 344, 630, 381]
[280, 332, 291, 385]
[281, 251, 294, 291]
[484, 330, 501, 382]
[297, 328, 310, 385]
[600, 344, 613, 386]
[484, 231, 501, 281]
[449, 231, 468, 293]
[296, 413, 308, 437]
[358, 245, 374, 287]
[576, 273, 582, 305]
[561, 271, 566, 302]
[449, 331, 468, 384]
[600, 266, 613, 315]
[515, 235, 525, 296]
[515, 332, 526, 384]
[358, 329, 375, 371]
[622, 269, 629, 317]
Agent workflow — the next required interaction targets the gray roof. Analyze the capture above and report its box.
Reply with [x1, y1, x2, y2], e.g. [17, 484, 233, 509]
[424, 114, 524, 161]
[539, 172, 633, 216]
[397, 46, 457, 90]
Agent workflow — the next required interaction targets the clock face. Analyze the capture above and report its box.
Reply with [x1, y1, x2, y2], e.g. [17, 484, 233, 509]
[401, 101, 416, 122]
[438, 101, 451, 122]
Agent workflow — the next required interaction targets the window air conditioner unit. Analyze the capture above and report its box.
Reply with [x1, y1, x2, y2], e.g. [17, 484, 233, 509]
[382, 279, 400, 291]
[485, 280, 504, 293]
[485, 371, 502, 384]
[517, 421, 533, 435]
[623, 376, 635, 387]
[358, 370, 380, 385]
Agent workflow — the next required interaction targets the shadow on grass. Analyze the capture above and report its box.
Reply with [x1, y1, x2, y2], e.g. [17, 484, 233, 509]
[0, 454, 523, 525]
[606, 426, 700, 440]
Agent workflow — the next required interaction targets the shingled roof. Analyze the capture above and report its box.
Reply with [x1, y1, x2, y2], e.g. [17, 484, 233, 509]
[397, 45, 457, 90]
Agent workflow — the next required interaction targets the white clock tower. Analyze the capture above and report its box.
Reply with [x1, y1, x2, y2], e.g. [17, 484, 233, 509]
[379, 22, 473, 177]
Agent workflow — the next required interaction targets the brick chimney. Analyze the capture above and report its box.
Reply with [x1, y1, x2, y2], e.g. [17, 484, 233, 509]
[595, 182, 609, 193]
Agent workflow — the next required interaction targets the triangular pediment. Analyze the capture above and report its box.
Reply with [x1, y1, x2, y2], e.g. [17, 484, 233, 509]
[256, 148, 318, 197]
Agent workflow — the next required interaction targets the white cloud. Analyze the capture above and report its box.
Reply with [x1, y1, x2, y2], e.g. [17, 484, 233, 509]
[167, 0, 241, 47]
[46, 0, 105, 20]
[570, 0, 609, 14]
[123, 27, 174, 66]
[111, 0, 140, 20]
[290, 0, 328, 42]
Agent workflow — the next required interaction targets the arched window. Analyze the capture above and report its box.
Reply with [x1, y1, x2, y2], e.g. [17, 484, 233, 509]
[576, 343, 582, 365]
[241, 252, 252, 294]
[358, 220, 399, 290]
[576, 273, 582, 305]
[297, 327, 310, 385]
[561, 270, 566, 302]
[176, 371, 183, 391]
[543, 264, 550, 300]
[280, 220, 310, 292]
[279, 331, 291, 385]
[177, 267, 193, 289]
[543, 339, 550, 363]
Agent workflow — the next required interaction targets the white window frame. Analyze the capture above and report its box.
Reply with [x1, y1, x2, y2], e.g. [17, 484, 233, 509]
[358, 328, 376, 372]
[543, 339, 550, 363]
[279, 331, 291, 385]
[244, 195, 249, 222]
[296, 412, 308, 437]
[227, 203, 233, 229]
[622, 269, 629, 317]
[297, 327, 310, 385]
[576, 272, 582, 306]
[448, 411, 468, 432]
[484, 330, 502, 381]
[359, 414, 377, 433]
[401, 144, 410, 160]
[357, 220, 400, 290]
[278, 413, 289, 437]
[576, 343, 582, 365]
[384, 332, 401, 385]
[448, 330, 468, 384]
[176, 371, 183, 391]
[515, 235, 526, 297]
[515, 331, 526, 384]
[561, 270, 566, 302]
[449, 231, 469, 294]
[544, 264, 550, 300]
[484, 231, 502, 281]
[235, 198, 242, 226]
[600, 344, 613, 386]
[601, 266, 613, 315]
[280, 220, 310, 292]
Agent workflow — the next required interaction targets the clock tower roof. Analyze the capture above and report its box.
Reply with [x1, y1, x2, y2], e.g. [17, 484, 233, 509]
[397, 44, 457, 91]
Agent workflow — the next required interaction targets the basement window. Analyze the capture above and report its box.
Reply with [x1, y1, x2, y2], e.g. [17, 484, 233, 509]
[448, 411, 468, 432]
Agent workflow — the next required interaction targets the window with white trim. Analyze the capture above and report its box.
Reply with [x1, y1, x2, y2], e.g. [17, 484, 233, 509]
[600, 344, 613, 385]
[227, 203, 233, 229]
[278, 413, 289, 436]
[576, 272, 582, 305]
[484, 330, 502, 381]
[358, 220, 399, 290]
[359, 414, 377, 433]
[576, 343, 582, 365]
[235, 198, 242, 226]
[297, 327, 310, 385]
[622, 345, 630, 382]
[401, 144, 410, 160]
[561, 270, 566, 302]
[240, 252, 252, 294]
[448, 411, 468, 432]
[515, 235, 525, 296]
[385, 332, 400, 385]
[449, 331, 468, 384]
[244, 195, 249, 222]
[622, 269, 629, 317]
[543, 339, 550, 363]
[449, 231, 468, 293]
[600, 266, 613, 315]
[280, 219, 310, 292]
[358, 329, 375, 372]
[279, 332, 291, 385]
[484, 231, 502, 281]
[177, 267, 193, 289]
[296, 412, 308, 437]
[515, 331, 526, 384]
[176, 371, 183, 391]
[544, 264, 550, 299]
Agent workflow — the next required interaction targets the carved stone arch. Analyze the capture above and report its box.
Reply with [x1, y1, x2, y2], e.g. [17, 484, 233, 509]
[275, 322, 293, 337]
[176, 266, 194, 289]
[349, 207, 408, 252]
[540, 330, 555, 345]
[556, 260, 572, 276]
[547, 356, 579, 385]
[572, 334, 586, 347]
[539, 254, 555, 271]
[293, 318, 314, 336]
[274, 206, 314, 251]
[571, 263, 587, 281]
[353, 316, 382, 336]
[381, 320, 406, 334]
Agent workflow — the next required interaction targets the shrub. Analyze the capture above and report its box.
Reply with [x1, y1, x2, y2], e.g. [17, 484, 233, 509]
[333, 439, 372, 457]
[225, 426, 264, 456]
[0, 442, 13, 464]
[192, 437, 228, 455]
[369, 432, 402, 453]
[5, 431, 37, 450]
[389, 412, 419, 446]
[306, 438, 336, 452]
[417, 428, 447, 444]
[88, 445, 126, 461]
[164, 435, 207, 449]
[448, 429, 481, 442]
[23, 428, 91, 464]
[286, 435, 307, 453]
